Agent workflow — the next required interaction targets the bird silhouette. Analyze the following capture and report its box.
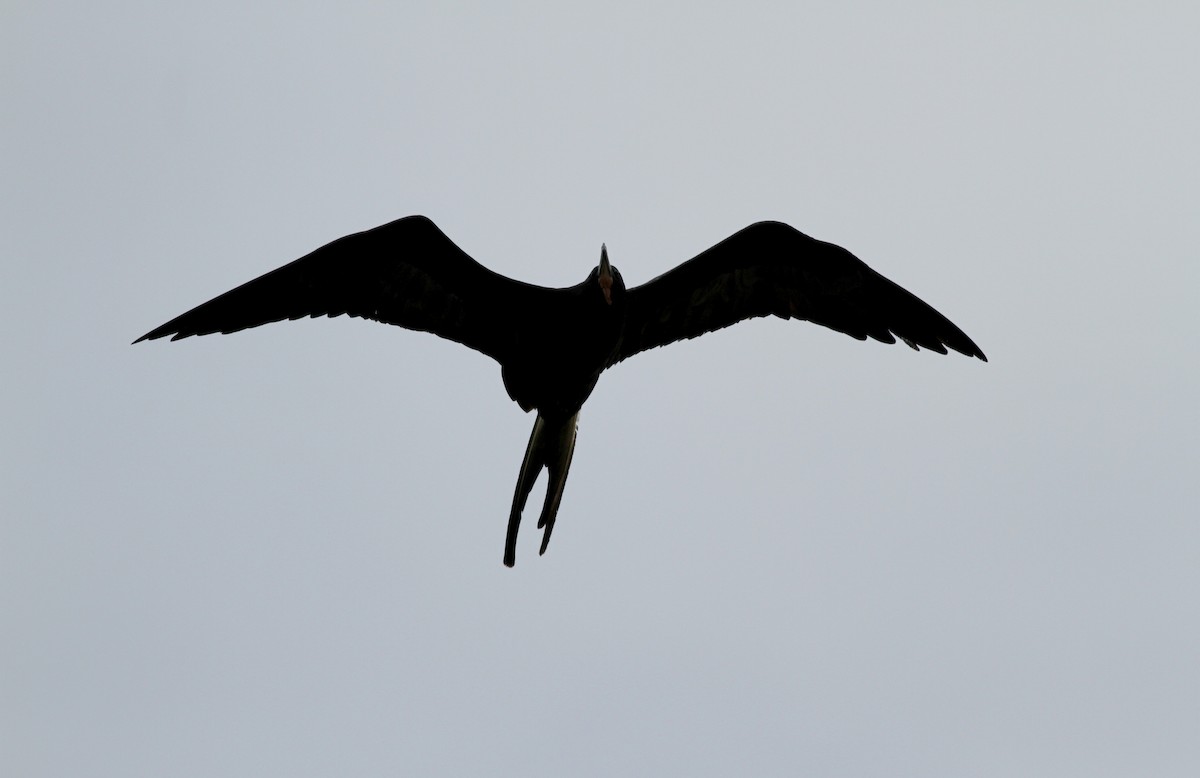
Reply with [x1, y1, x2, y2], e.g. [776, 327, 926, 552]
[136, 216, 986, 566]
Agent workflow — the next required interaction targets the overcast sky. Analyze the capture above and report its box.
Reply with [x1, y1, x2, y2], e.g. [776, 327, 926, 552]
[4, 3, 1198, 776]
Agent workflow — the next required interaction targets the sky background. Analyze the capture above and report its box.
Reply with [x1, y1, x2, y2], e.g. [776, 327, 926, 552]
[4, 2, 1198, 775]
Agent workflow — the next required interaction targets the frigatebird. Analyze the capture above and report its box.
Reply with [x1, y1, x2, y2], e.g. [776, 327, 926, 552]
[136, 216, 986, 566]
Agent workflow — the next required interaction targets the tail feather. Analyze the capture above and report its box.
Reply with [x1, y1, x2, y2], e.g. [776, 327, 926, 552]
[503, 412, 580, 567]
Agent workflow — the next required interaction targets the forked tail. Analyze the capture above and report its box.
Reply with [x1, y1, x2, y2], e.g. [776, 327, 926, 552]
[503, 412, 579, 567]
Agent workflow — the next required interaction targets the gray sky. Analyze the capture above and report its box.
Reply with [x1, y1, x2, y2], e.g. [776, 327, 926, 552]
[4, 2, 1198, 775]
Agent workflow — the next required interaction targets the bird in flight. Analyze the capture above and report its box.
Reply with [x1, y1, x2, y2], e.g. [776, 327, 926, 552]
[136, 216, 986, 566]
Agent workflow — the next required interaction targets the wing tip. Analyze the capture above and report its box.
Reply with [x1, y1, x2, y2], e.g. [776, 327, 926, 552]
[888, 327, 987, 362]
[947, 332, 987, 362]
[933, 339, 988, 362]
[132, 327, 194, 344]
[946, 339, 987, 362]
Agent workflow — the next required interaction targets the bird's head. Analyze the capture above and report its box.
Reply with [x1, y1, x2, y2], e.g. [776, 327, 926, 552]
[596, 244, 624, 306]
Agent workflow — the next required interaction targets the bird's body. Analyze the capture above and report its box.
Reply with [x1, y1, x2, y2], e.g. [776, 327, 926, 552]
[495, 258, 624, 418]
[137, 215, 985, 565]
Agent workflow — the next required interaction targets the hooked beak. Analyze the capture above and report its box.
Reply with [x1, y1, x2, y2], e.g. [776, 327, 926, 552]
[598, 244, 613, 306]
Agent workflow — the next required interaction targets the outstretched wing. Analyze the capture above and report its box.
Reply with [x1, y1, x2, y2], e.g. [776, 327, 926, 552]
[134, 215, 542, 363]
[612, 221, 986, 365]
